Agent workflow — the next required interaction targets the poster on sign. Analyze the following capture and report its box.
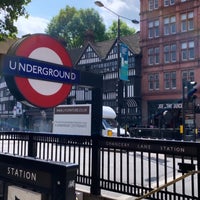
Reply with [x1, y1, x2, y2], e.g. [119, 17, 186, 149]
[53, 104, 92, 135]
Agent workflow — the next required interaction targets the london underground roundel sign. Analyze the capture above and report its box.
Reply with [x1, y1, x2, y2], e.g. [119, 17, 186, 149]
[4, 34, 78, 108]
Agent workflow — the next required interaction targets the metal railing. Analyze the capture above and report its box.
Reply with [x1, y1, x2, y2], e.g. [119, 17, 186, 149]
[0, 131, 199, 199]
[136, 170, 200, 200]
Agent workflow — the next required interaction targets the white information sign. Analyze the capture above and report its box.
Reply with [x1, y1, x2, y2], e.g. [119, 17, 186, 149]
[53, 104, 92, 135]
[7, 185, 41, 200]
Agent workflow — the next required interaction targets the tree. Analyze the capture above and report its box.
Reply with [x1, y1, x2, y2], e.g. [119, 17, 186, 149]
[46, 6, 107, 49]
[106, 20, 136, 39]
[0, 0, 31, 40]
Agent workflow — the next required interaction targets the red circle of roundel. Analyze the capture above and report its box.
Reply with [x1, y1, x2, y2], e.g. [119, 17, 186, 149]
[13, 34, 73, 108]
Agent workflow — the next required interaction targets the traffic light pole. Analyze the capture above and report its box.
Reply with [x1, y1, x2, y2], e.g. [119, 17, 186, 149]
[182, 81, 186, 140]
[181, 80, 197, 141]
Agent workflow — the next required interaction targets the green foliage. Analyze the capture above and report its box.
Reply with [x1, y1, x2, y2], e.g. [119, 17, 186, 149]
[106, 20, 136, 39]
[46, 6, 107, 49]
[0, 0, 31, 40]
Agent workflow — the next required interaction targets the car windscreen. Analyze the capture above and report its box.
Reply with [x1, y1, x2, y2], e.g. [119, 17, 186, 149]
[102, 118, 118, 129]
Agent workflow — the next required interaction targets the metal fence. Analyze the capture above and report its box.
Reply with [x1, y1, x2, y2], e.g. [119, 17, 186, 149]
[0, 131, 199, 200]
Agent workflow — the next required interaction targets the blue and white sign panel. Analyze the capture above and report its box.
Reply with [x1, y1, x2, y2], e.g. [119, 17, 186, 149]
[119, 43, 129, 81]
[3, 55, 79, 84]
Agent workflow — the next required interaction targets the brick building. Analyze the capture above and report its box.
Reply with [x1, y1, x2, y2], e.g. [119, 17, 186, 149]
[140, 0, 200, 129]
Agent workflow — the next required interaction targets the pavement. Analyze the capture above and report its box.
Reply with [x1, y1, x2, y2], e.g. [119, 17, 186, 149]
[76, 184, 143, 200]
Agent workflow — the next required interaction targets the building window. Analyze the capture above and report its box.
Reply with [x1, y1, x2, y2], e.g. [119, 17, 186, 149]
[164, 44, 176, 63]
[129, 69, 135, 76]
[155, 47, 160, 64]
[164, 45, 170, 63]
[149, 0, 158, 10]
[171, 71, 176, 89]
[127, 84, 135, 97]
[182, 70, 194, 82]
[148, 47, 160, 65]
[188, 12, 194, 30]
[128, 56, 135, 68]
[154, 20, 159, 37]
[104, 92, 116, 100]
[171, 44, 177, 62]
[164, 71, 176, 89]
[164, 0, 175, 6]
[164, 73, 170, 89]
[148, 20, 159, 38]
[148, 48, 154, 65]
[155, 73, 159, 89]
[148, 22, 154, 38]
[164, 16, 176, 35]
[181, 12, 194, 32]
[149, 75, 154, 90]
[148, 73, 159, 90]
[181, 41, 195, 61]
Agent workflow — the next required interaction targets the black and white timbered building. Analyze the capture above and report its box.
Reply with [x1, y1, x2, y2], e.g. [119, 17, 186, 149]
[69, 32, 142, 126]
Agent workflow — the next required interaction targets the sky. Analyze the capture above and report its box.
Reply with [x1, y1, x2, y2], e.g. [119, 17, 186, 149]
[14, 0, 140, 38]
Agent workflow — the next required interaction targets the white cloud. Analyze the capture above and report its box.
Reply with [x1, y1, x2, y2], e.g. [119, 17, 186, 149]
[14, 0, 140, 38]
[96, 0, 140, 31]
[15, 16, 49, 38]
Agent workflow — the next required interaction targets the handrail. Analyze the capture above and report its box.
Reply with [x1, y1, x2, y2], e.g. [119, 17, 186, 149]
[136, 170, 200, 200]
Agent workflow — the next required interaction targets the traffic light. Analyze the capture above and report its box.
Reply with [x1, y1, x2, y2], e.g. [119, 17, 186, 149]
[187, 81, 197, 101]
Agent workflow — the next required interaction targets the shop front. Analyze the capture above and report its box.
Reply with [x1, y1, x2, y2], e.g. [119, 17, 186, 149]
[148, 100, 182, 129]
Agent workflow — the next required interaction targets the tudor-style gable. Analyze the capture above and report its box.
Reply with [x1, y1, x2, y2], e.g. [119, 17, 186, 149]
[77, 44, 101, 66]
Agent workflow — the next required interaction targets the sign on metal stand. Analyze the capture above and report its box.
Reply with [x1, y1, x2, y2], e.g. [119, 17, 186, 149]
[0, 34, 103, 198]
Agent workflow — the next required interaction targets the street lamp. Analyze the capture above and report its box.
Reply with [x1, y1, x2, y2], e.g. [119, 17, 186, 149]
[94, 1, 139, 24]
[94, 1, 139, 136]
[181, 80, 187, 140]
